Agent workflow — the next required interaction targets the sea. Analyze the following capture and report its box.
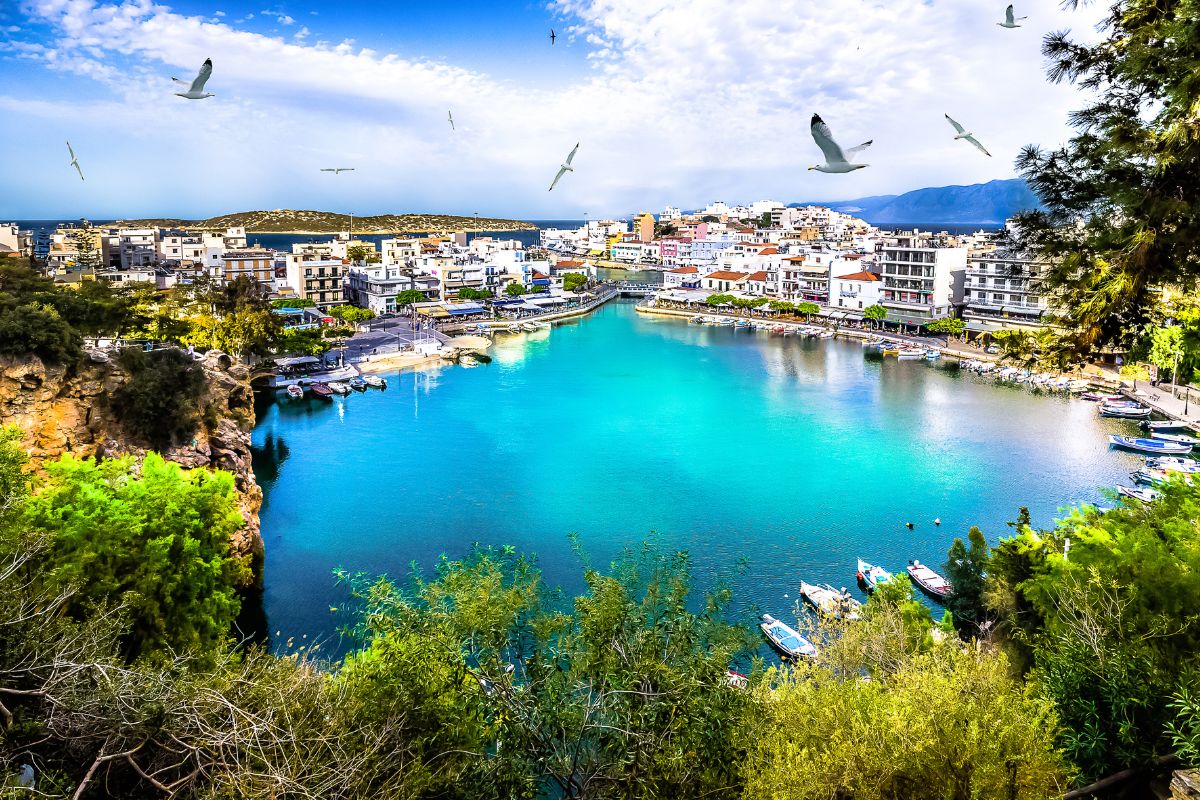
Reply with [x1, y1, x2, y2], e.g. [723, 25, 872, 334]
[249, 299, 1141, 653]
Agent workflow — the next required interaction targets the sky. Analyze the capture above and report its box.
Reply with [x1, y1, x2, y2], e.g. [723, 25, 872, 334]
[0, 0, 1107, 220]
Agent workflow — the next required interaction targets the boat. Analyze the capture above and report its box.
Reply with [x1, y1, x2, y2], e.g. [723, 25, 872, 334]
[856, 559, 893, 592]
[309, 382, 334, 400]
[819, 330, 834, 339]
[1108, 434, 1193, 455]
[925, 350, 942, 360]
[348, 377, 367, 391]
[285, 384, 305, 400]
[326, 381, 351, 395]
[1081, 391, 1123, 402]
[460, 355, 480, 368]
[881, 346, 901, 356]
[1144, 420, 1192, 432]
[906, 560, 953, 601]
[1132, 468, 1190, 486]
[725, 670, 749, 689]
[734, 319, 751, 328]
[1100, 404, 1152, 419]
[1117, 485, 1162, 503]
[363, 374, 386, 388]
[759, 613, 819, 660]
[799, 580, 862, 621]
[1151, 432, 1200, 446]
[1145, 456, 1200, 473]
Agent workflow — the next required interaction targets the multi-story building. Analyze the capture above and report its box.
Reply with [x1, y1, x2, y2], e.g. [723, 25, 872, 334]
[702, 271, 748, 293]
[877, 231, 967, 324]
[659, 237, 692, 267]
[829, 270, 883, 314]
[283, 253, 346, 308]
[346, 264, 439, 315]
[633, 212, 655, 243]
[663, 266, 701, 289]
[611, 241, 643, 264]
[963, 246, 1053, 332]
[100, 228, 159, 269]
[223, 249, 278, 287]
[0, 223, 30, 257]
[46, 223, 104, 270]
[686, 237, 737, 268]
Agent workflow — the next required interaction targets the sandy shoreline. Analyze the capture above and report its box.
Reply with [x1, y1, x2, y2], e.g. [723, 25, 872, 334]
[353, 352, 448, 375]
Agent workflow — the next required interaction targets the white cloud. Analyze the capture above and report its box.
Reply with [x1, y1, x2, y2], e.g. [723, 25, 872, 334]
[3, 0, 1107, 218]
[293, 25, 309, 41]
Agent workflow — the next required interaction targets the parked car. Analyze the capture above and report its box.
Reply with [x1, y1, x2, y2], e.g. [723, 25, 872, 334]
[986, 344, 1000, 354]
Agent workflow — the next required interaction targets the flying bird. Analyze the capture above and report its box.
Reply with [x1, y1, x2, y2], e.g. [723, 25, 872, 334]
[66, 140, 84, 181]
[548, 142, 579, 191]
[944, 114, 992, 156]
[807, 114, 871, 173]
[173, 58, 215, 99]
[320, 168, 355, 174]
[448, 110, 455, 131]
[550, 29, 556, 45]
[997, 4, 1027, 28]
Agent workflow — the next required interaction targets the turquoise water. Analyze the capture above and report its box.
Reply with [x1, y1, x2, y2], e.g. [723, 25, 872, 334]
[252, 300, 1144, 645]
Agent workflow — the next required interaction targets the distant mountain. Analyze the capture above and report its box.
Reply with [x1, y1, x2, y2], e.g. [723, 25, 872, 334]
[113, 209, 537, 234]
[795, 178, 1042, 226]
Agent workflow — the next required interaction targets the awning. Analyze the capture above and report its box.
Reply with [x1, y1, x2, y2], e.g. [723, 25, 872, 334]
[275, 355, 321, 367]
[489, 298, 522, 306]
[527, 295, 566, 305]
[1001, 305, 1042, 317]
[417, 307, 451, 318]
[519, 302, 545, 311]
[445, 305, 484, 315]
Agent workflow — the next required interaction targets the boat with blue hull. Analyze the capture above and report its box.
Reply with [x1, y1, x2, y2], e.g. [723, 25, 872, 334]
[759, 613, 819, 660]
[1108, 435, 1193, 455]
[856, 559, 893, 592]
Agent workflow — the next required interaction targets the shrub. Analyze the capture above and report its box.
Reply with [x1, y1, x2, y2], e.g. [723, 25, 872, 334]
[110, 348, 207, 449]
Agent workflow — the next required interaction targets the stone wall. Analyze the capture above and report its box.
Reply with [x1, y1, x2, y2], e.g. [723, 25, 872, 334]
[0, 349, 264, 586]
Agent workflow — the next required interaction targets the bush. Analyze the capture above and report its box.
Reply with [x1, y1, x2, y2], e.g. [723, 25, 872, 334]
[0, 303, 81, 363]
[110, 348, 207, 449]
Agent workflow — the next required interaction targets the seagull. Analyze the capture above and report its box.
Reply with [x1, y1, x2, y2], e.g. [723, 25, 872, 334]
[66, 141, 84, 181]
[320, 168, 355, 174]
[807, 114, 871, 173]
[448, 110, 455, 131]
[550, 29, 556, 45]
[944, 114, 992, 156]
[997, 4, 1027, 28]
[548, 142, 579, 191]
[173, 58, 215, 99]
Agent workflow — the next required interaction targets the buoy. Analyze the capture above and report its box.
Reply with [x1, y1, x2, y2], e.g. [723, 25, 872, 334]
[906, 522, 914, 529]
[934, 517, 941, 526]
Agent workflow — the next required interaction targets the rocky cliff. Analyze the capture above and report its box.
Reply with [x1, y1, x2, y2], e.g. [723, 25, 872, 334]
[0, 349, 264, 586]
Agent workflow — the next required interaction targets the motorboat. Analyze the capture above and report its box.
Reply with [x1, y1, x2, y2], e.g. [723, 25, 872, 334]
[348, 377, 367, 391]
[1145, 456, 1200, 473]
[363, 374, 387, 388]
[1151, 432, 1200, 446]
[1108, 435, 1193, 455]
[1117, 485, 1162, 503]
[309, 382, 334, 400]
[1144, 420, 1192, 432]
[906, 560, 953, 601]
[799, 580, 862, 621]
[856, 559, 893, 592]
[1100, 404, 1152, 419]
[759, 613, 819, 660]
[897, 349, 924, 360]
[925, 350, 942, 360]
[326, 381, 352, 395]
[285, 384, 305, 400]
[1081, 391, 1124, 402]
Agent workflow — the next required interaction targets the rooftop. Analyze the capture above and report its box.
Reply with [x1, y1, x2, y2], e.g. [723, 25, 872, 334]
[834, 271, 882, 282]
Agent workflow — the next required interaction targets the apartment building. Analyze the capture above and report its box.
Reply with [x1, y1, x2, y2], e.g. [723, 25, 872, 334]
[877, 231, 967, 323]
[283, 253, 346, 308]
[829, 270, 883, 313]
[963, 246, 1053, 332]
[222, 249, 277, 287]
[346, 264, 439, 315]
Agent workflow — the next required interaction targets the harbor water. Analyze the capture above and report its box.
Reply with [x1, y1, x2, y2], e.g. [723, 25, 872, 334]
[252, 300, 1143, 647]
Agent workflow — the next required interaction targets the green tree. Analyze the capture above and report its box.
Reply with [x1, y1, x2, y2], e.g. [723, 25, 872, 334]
[277, 327, 332, 357]
[1014, 0, 1200, 358]
[944, 526, 991, 636]
[504, 283, 527, 297]
[272, 298, 315, 309]
[327, 305, 376, 324]
[796, 301, 820, 320]
[456, 287, 492, 301]
[863, 304, 887, 328]
[653, 221, 678, 238]
[700, 214, 720, 223]
[66, 225, 103, 271]
[0, 303, 80, 363]
[562, 272, 588, 293]
[926, 317, 965, 337]
[757, 212, 772, 228]
[110, 348, 208, 450]
[395, 289, 426, 307]
[24, 452, 250, 660]
[706, 293, 735, 306]
[768, 300, 796, 314]
[346, 244, 368, 265]
[1148, 324, 1185, 385]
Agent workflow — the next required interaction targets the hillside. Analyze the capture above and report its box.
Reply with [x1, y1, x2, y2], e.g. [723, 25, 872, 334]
[114, 209, 538, 234]
[796, 178, 1043, 226]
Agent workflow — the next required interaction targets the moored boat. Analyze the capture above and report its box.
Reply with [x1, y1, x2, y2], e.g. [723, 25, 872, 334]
[309, 382, 334, 400]
[855, 559, 893, 592]
[906, 560, 952, 601]
[1151, 431, 1200, 446]
[799, 580, 862, 621]
[348, 377, 367, 391]
[1117, 485, 1162, 503]
[326, 381, 351, 395]
[1100, 404, 1152, 419]
[285, 384, 305, 400]
[1108, 434, 1192, 455]
[1081, 391, 1125, 402]
[759, 613, 819, 660]
[1145, 456, 1200, 473]
[1144, 420, 1192, 432]
[363, 374, 386, 388]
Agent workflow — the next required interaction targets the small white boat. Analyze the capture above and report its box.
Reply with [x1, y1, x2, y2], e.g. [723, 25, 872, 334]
[819, 330, 834, 339]
[856, 559, 893, 592]
[897, 349, 924, 360]
[1100, 404, 1152, 419]
[925, 350, 941, 360]
[906, 560, 953, 601]
[759, 613, 819, 660]
[285, 384, 304, 399]
[1132, 468, 1189, 486]
[1109, 434, 1193, 455]
[1117, 485, 1162, 503]
[1151, 432, 1200, 446]
[1146, 456, 1200, 473]
[326, 381, 352, 395]
[1144, 420, 1192, 432]
[799, 580, 862, 621]
[363, 374, 386, 388]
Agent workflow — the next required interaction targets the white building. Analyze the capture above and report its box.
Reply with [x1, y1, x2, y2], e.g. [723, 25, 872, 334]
[346, 264, 440, 315]
[663, 266, 701, 289]
[877, 230, 967, 324]
[661, 206, 682, 222]
[283, 254, 346, 309]
[829, 270, 883, 315]
[963, 245, 1053, 333]
[0, 223, 29, 257]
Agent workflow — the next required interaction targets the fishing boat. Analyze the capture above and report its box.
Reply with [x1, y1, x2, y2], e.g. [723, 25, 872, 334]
[1144, 420, 1192, 432]
[725, 670, 749, 689]
[819, 330, 834, 339]
[348, 377, 367, 391]
[1117, 485, 1162, 503]
[326, 381, 351, 395]
[1108, 434, 1193, 455]
[925, 349, 941, 360]
[309, 382, 334, 400]
[1145, 456, 1200, 473]
[897, 349, 924, 360]
[799, 581, 862, 621]
[856, 559, 893, 592]
[1151, 431, 1200, 446]
[759, 613, 819, 660]
[906, 560, 953, 601]
[1081, 391, 1124, 402]
[1132, 468, 1190, 486]
[285, 384, 305, 400]
[363, 374, 386, 388]
[734, 319, 751, 328]
[1100, 404, 1152, 419]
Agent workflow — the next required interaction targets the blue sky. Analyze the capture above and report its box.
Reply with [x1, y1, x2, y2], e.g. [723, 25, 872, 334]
[0, 0, 1105, 220]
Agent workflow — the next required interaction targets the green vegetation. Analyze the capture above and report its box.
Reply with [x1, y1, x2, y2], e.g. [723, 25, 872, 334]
[110, 347, 208, 449]
[326, 304, 375, 324]
[562, 272, 588, 293]
[395, 288, 427, 307]
[505, 283, 527, 297]
[796, 301, 820, 319]
[456, 287, 492, 300]
[863, 304, 887, 326]
[113, 209, 538, 234]
[768, 300, 796, 314]
[1015, 0, 1200, 359]
[705, 292, 735, 306]
[925, 317, 965, 337]
[732, 297, 768, 310]
[271, 297, 314, 309]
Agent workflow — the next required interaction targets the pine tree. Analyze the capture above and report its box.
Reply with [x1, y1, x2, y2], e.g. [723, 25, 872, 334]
[1015, 0, 1200, 356]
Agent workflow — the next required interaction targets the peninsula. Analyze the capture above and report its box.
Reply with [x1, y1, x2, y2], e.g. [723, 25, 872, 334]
[112, 209, 539, 234]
